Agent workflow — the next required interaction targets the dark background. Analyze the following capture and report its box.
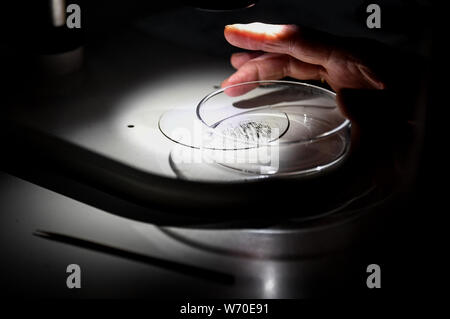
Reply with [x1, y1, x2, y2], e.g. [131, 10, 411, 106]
[0, 0, 433, 299]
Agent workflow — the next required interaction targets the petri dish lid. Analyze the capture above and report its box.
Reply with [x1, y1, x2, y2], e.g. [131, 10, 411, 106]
[196, 80, 350, 148]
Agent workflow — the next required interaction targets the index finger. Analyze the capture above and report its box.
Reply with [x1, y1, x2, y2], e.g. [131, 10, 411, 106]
[224, 23, 332, 67]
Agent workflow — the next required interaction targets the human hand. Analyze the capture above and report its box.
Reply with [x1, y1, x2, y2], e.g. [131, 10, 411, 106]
[221, 23, 385, 97]
[221, 22, 425, 194]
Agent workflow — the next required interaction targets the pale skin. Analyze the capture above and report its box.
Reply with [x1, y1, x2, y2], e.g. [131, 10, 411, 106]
[221, 23, 386, 99]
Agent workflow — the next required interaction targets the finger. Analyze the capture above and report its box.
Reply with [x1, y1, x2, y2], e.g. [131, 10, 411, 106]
[224, 23, 332, 67]
[222, 53, 323, 96]
[230, 51, 264, 69]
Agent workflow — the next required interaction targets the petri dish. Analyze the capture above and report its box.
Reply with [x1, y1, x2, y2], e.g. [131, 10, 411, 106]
[159, 80, 351, 179]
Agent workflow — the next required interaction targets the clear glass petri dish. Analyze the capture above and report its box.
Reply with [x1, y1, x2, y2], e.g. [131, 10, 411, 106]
[194, 80, 351, 176]
[158, 80, 351, 179]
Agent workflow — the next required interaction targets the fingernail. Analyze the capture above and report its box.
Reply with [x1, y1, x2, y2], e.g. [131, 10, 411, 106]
[225, 24, 240, 30]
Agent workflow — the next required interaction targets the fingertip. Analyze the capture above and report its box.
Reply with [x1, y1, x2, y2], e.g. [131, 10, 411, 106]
[221, 78, 230, 89]
[224, 27, 239, 44]
[221, 79, 242, 96]
[224, 72, 241, 86]
[224, 24, 230, 35]
[224, 24, 239, 38]
[221, 75, 257, 97]
[223, 87, 243, 97]
[223, 85, 255, 97]
[225, 24, 240, 32]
